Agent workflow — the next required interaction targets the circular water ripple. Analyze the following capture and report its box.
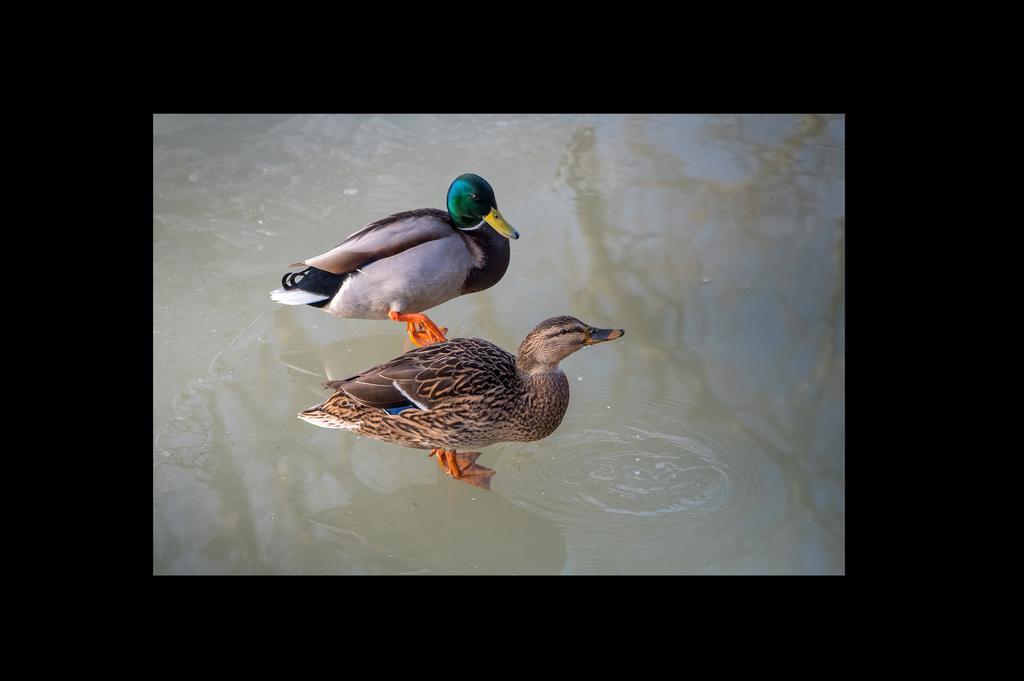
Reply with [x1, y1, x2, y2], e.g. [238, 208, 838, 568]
[493, 388, 786, 573]
[507, 427, 738, 518]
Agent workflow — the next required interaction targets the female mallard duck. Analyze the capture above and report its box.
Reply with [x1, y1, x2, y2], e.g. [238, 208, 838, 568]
[299, 316, 625, 489]
[270, 173, 519, 347]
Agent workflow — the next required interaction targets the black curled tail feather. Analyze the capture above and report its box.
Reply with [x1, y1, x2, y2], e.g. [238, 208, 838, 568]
[281, 268, 311, 290]
[279, 266, 350, 308]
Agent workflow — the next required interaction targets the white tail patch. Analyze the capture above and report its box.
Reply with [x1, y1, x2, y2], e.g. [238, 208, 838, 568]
[270, 288, 330, 305]
[297, 411, 362, 430]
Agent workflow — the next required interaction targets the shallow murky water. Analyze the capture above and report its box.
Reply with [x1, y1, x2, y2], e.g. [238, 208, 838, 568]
[153, 113, 844, 574]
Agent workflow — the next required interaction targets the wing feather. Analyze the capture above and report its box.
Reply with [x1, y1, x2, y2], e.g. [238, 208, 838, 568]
[321, 338, 516, 413]
[301, 209, 453, 274]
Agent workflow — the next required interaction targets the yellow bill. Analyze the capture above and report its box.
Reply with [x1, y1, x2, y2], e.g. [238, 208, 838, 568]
[482, 207, 520, 240]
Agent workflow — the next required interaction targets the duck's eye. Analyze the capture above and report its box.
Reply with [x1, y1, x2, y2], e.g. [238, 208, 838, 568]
[471, 194, 480, 201]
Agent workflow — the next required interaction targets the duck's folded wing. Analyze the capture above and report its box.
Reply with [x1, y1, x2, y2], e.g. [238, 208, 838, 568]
[323, 360, 448, 412]
[321, 339, 503, 412]
[302, 209, 453, 274]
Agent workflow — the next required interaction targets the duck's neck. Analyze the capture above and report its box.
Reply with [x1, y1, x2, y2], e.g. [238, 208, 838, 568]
[458, 224, 511, 294]
[517, 364, 568, 388]
[516, 348, 558, 376]
[513, 364, 571, 440]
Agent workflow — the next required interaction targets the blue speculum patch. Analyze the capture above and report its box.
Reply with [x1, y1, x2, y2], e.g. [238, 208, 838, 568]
[384, 404, 417, 415]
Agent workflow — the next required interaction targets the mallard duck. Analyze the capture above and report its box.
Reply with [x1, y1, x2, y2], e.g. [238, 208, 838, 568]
[270, 173, 519, 346]
[299, 316, 625, 489]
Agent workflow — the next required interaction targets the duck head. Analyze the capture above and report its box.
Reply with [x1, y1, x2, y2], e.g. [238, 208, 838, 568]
[447, 173, 519, 239]
[516, 315, 625, 373]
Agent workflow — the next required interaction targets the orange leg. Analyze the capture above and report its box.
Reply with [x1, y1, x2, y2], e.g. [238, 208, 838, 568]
[443, 449, 462, 477]
[388, 310, 448, 347]
[427, 449, 496, 490]
[428, 448, 448, 471]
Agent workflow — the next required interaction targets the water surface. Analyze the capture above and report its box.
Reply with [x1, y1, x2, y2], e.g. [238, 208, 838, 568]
[153, 113, 845, 574]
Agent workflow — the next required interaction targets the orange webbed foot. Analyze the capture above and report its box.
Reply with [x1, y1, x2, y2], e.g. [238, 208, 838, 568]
[389, 311, 449, 347]
[433, 450, 495, 490]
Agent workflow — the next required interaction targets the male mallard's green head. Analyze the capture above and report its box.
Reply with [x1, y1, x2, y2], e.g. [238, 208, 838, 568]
[447, 173, 519, 239]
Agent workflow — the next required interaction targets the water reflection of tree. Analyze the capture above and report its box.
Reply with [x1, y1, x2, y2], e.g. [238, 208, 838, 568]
[555, 115, 844, 559]
[155, 309, 359, 574]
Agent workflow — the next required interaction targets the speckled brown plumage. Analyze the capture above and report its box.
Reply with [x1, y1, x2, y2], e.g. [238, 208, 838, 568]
[298, 316, 625, 486]
[299, 336, 567, 448]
